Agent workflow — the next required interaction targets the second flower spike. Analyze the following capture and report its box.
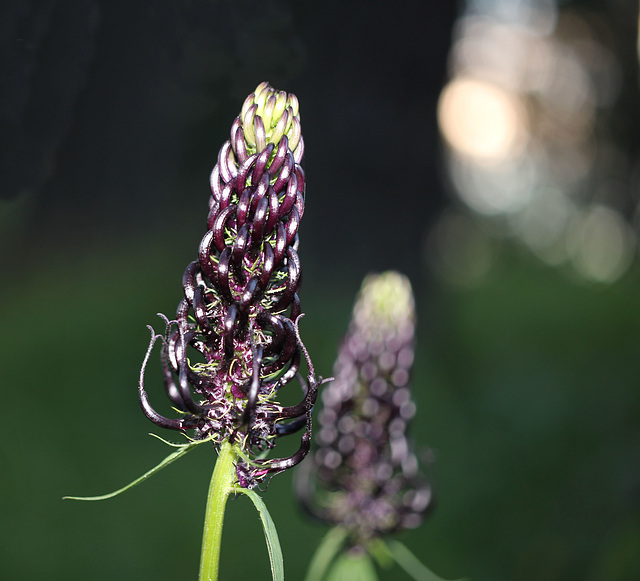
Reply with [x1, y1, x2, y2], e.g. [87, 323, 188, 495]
[297, 271, 432, 547]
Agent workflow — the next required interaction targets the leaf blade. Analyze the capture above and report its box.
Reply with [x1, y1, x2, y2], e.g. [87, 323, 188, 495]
[235, 487, 285, 581]
[63, 440, 201, 501]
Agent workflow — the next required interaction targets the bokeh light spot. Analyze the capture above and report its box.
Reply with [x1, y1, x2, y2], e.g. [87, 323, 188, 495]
[567, 205, 635, 283]
[438, 76, 528, 164]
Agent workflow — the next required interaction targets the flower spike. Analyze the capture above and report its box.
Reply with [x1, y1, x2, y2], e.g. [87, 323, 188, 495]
[139, 82, 319, 488]
[296, 271, 432, 547]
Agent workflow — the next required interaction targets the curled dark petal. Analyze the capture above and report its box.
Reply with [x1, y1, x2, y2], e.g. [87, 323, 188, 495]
[235, 130, 248, 165]
[229, 118, 240, 151]
[139, 327, 187, 431]
[218, 141, 235, 183]
[268, 135, 288, 176]
[242, 340, 263, 425]
[273, 221, 287, 265]
[161, 356, 184, 408]
[290, 293, 302, 321]
[259, 242, 274, 290]
[219, 182, 235, 210]
[181, 261, 199, 303]
[176, 298, 190, 323]
[252, 172, 270, 212]
[261, 413, 312, 474]
[223, 155, 238, 186]
[276, 386, 316, 419]
[209, 165, 223, 202]
[236, 188, 251, 227]
[177, 360, 206, 415]
[212, 204, 236, 252]
[193, 285, 216, 338]
[223, 304, 238, 360]
[236, 153, 258, 194]
[275, 414, 307, 436]
[160, 326, 186, 409]
[251, 193, 269, 241]
[284, 205, 300, 246]
[229, 119, 243, 157]
[272, 247, 301, 312]
[167, 328, 206, 416]
[139, 386, 187, 431]
[279, 170, 297, 217]
[240, 277, 260, 312]
[272, 150, 293, 194]
[252, 142, 274, 186]
[295, 165, 306, 194]
[257, 311, 285, 354]
[294, 190, 305, 221]
[270, 346, 301, 387]
[262, 316, 296, 373]
[166, 328, 186, 371]
[276, 318, 324, 417]
[232, 223, 250, 269]
[207, 201, 220, 231]
[216, 247, 233, 300]
[265, 188, 279, 235]
[198, 230, 218, 283]
[166, 342, 208, 403]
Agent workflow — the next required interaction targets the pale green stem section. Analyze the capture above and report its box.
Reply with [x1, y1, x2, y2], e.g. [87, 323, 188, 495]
[199, 440, 238, 581]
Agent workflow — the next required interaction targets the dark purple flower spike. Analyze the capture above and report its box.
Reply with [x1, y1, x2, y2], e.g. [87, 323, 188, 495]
[139, 82, 322, 488]
[297, 272, 432, 547]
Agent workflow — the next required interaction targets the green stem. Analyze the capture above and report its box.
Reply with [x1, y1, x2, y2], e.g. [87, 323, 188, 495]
[198, 440, 238, 581]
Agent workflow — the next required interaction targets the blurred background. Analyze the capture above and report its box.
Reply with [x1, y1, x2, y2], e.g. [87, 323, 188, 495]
[1, 0, 639, 580]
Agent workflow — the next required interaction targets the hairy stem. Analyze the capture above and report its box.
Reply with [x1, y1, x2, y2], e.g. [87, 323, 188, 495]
[199, 440, 238, 581]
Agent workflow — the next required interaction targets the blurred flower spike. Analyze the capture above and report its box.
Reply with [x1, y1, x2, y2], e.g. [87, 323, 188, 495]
[297, 271, 432, 548]
[139, 82, 320, 489]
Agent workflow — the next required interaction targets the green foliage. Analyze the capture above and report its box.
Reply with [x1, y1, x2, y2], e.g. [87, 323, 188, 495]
[234, 486, 285, 581]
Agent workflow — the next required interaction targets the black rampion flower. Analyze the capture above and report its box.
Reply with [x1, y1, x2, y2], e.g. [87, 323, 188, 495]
[139, 82, 320, 489]
[297, 272, 432, 547]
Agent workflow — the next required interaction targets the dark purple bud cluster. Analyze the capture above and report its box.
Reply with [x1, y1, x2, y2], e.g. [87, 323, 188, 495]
[139, 83, 319, 488]
[297, 272, 432, 545]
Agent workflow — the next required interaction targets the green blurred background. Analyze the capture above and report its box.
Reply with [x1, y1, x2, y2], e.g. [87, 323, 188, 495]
[2, 1, 639, 580]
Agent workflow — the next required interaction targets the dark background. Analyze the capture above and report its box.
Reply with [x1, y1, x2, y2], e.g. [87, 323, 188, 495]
[1, 1, 639, 580]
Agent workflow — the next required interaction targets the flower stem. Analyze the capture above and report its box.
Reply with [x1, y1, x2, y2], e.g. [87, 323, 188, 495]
[199, 440, 238, 581]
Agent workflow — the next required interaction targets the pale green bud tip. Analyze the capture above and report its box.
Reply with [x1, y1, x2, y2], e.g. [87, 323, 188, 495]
[353, 271, 415, 336]
[240, 82, 302, 153]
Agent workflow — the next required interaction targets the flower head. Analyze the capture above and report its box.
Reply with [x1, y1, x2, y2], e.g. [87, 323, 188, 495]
[139, 82, 319, 489]
[297, 272, 432, 546]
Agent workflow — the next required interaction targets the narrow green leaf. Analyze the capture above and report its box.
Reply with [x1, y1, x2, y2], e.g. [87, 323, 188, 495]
[304, 527, 349, 581]
[63, 440, 202, 501]
[385, 540, 467, 581]
[148, 432, 196, 447]
[234, 486, 285, 581]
